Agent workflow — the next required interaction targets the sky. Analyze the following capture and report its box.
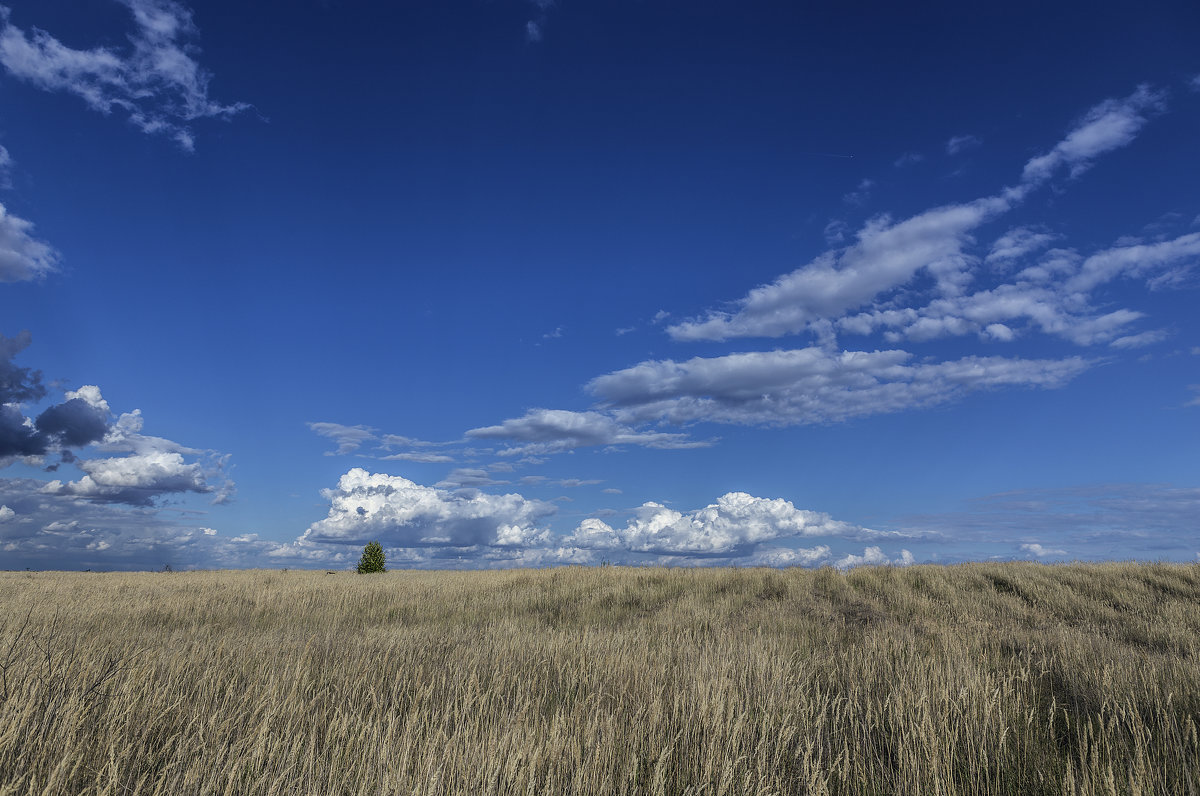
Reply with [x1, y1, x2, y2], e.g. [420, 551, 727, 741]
[0, 0, 1198, 571]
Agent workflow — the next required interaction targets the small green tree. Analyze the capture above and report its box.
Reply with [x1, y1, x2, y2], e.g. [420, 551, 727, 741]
[356, 541, 386, 574]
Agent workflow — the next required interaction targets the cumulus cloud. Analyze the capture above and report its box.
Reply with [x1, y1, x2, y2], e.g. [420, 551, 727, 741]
[1019, 542, 1067, 558]
[0, 476, 275, 571]
[835, 546, 915, 569]
[0, 0, 247, 150]
[748, 545, 832, 567]
[465, 408, 709, 456]
[565, 492, 889, 556]
[44, 449, 213, 506]
[0, 334, 124, 461]
[589, 347, 1089, 427]
[297, 468, 556, 550]
[0, 203, 58, 282]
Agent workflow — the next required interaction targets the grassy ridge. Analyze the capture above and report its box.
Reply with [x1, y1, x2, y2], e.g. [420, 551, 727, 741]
[0, 562, 1197, 795]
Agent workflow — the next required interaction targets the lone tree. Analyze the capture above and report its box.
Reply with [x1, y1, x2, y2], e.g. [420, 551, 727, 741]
[356, 541, 386, 573]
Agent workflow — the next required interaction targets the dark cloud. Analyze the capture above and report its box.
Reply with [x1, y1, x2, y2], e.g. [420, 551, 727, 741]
[35, 398, 109, 447]
[0, 330, 45, 404]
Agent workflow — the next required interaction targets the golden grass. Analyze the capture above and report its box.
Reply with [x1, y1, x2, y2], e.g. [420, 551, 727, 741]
[0, 562, 1198, 795]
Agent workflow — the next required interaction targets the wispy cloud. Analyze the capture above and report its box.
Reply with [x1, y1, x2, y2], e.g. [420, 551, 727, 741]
[0, 0, 248, 150]
[588, 347, 1089, 427]
[307, 422, 376, 456]
[0, 202, 58, 282]
[465, 408, 710, 456]
[667, 86, 1168, 345]
[946, 134, 982, 155]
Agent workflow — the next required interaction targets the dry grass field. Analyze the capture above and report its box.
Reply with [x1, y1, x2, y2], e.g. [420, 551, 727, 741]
[0, 562, 1197, 795]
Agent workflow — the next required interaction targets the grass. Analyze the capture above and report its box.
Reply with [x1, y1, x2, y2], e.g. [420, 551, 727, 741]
[0, 562, 1197, 795]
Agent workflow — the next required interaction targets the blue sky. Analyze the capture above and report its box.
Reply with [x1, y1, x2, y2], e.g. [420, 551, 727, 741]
[0, 0, 1197, 570]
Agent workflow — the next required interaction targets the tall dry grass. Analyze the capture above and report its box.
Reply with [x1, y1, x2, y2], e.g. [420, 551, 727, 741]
[0, 562, 1197, 795]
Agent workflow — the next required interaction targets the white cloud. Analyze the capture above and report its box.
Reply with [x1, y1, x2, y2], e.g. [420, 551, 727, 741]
[0, 202, 58, 282]
[0, 504, 13, 522]
[748, 545, 831, 567]
[835, 231, 1200, 347]
[589, 347, 1089, 427]
[465, 408, 709, 455]
[894, 152, 923, 168]
[1019, 542, 1067, 558]
[834, 546, 914, 569]
[44, 449, 212, 506]
[566, 492, 887, 556]
[667, 87, 1168, 344]
[1065, 232, 1200, 294]
[1020, 86, 1164, 186]
[669, 196, 1008, 341]
[0, 0, 247, 150]
[297, 468, 556, 550]
[1109, 329, 1169, 349]
[985, 227, 1058, 266]
[946, 134, 982, 155]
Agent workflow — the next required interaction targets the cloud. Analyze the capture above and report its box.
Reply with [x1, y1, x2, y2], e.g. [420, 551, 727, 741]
[0, 330, 44, 405]
[835, 231, 1200, 347]
[524, 0, 556, 43]
[308, 422, 376, 455]
[43, 449, 213, 506]
[1, 335, 122, 461]
[843, 178, 874, 206]
[0, 203, 58, 282]
[0, 0, 247, 150]
[667, 87, 1167, 344]
[894, 152, 923, 168]
[589, 347, 1089, 427]
[465, 408, 709, 455]
[435, 468, 510, 489]
[748, 545, 832, 567]
[380, 451, 455, 463]
[893, 483, 1200, 561]
[0, 476, 275, 571]
[566, 491, 890, 557]
[33, 387, 110, 447]
[670, 197, 1008, 342]
[985, 227, 1058, 266]
[297, 468, 556, 550]
[1020, 85, 1164, 186]
[1019, 542, 1067, 558]
[946, 134, 982, 155]
[835, 546, 915, 569]
[1109, 329, 1169, 349]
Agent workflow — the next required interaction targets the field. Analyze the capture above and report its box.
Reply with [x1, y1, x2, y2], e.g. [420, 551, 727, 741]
[1, 563, 1198, 795]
